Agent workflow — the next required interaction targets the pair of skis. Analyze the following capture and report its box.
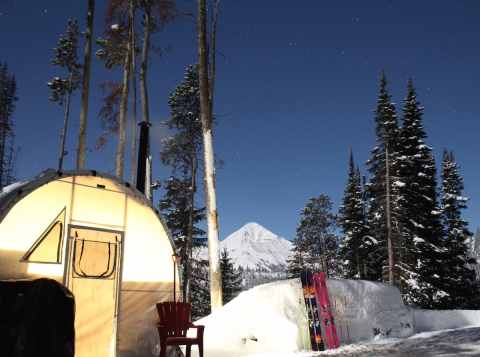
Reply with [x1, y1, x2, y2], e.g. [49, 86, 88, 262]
[300, 270, 339, 351]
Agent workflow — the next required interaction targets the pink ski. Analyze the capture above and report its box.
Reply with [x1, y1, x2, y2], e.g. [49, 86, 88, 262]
[313, 272, 340, 349]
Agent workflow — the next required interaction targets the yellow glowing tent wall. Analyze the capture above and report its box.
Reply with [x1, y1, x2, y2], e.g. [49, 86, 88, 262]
[0, 170, 179, 357]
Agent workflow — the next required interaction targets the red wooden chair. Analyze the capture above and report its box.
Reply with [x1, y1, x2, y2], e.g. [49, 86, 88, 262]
[156, 302, 204, 357]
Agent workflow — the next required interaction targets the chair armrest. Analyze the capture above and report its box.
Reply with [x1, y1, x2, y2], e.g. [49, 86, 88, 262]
[189, 324, 205, 338]
[156, 324, 168, 339]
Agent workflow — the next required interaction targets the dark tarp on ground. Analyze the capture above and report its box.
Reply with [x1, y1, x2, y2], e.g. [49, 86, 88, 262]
[0, 278, 75, 357]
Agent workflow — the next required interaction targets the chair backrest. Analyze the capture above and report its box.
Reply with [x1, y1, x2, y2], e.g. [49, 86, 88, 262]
[156, 302, 192, 337]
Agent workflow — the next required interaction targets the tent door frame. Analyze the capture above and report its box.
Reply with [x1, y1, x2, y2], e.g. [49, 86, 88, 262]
[63, 224, 124, 357]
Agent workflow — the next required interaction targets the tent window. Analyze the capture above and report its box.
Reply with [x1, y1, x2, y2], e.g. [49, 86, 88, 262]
[72, 239, 118, 279]
[22, 208, 65, 263]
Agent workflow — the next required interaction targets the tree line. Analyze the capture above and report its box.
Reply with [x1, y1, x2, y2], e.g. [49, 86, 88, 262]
[288, 73, 478, 310]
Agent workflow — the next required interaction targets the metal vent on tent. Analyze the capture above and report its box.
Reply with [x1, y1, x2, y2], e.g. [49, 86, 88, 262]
[21, 208, 66, 264]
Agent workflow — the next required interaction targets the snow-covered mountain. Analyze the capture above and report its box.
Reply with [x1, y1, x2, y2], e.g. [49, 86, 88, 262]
[198, 222, 293, 272]
[220, 222, 293, 271]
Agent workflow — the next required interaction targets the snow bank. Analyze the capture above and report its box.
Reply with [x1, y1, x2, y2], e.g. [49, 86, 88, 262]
[188, 279, 310, 357]
[326, 279, 414, 343]
[414, 309, 480, 332]
[190, 278, 414, 357]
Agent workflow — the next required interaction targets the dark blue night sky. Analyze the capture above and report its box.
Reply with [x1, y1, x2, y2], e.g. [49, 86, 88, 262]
[1, 1, 479, 239]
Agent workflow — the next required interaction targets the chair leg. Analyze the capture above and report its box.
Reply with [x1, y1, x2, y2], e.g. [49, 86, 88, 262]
[198, 343, 204, 357]
[186, 344, 192, 357]
[159, 342, 167, 357]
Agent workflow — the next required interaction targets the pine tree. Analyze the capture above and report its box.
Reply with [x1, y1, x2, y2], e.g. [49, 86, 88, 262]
[0, 62, 18, 189]
[287, 195, 339, 277]
[396, 80, 444, 307]
[437, 151, 479, 308]
[161, 65, 206, 304]
[190, 254, 211, 320]
[159, 177, 206, 302]
[365, 72, 400, 283]
[220, 249, 242, 304]
[48, 19, 81, 170]
[286, 248, 307, 278]
[338, 150, 368, 279]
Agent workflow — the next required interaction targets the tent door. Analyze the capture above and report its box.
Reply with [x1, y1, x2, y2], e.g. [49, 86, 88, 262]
[66, 226, 123, 357]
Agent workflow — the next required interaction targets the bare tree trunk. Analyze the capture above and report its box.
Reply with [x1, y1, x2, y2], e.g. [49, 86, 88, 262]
[129, 1, 138, 184]
[198, 0, 222, 310]
[76, 0, 95, 169]
[208, 0, 220, 114]
[184, 151, 197, 303]
[58, 75, 73, 171]
[140, 3, 151, 125]
[385, 143, 394, 285]
[115, 27, 132, 179]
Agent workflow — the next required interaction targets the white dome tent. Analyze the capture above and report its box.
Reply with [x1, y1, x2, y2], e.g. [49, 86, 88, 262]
[0, 169, 179, 357]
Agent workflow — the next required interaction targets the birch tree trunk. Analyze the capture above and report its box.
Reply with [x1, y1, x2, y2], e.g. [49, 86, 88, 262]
[130, 1, 138, 184]
[115, 26, 132, 179]
[184, 150, 197, 303]
[76, 0, 95, 169]
[198, 0, 222, 310]
[58, 74, 73, 171]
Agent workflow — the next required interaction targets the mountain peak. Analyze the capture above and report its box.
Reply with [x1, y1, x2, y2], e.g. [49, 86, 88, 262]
[233, 222, 279, 242]
[222, 222, 293, 271]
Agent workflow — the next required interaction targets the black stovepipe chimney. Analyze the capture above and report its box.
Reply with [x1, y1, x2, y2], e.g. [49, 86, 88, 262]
[136, 121, 151, 194]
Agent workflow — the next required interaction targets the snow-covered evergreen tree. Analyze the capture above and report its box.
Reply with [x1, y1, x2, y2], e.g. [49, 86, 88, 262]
[161, 65, 207, 304]
[286, 249, 307, 278]
[159, 177, 206, 302]
[287, 195, 339, 277]
[365, 72, 401, 283]
[190, 252, 211, 320]
[437, 151, 479, 308]
[396, 80, 444, 307]
[220, 249, 242, 304]
[48, 18, 81, 170]
[338, 150, 368, 279]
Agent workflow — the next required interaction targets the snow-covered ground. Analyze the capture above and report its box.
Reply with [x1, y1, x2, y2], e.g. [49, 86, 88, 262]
[247, 326, 480, 356]
[188, 278, 415, 357]
[187, 278, 480, 357]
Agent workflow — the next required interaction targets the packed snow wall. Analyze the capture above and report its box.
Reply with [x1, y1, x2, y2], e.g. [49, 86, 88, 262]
[413, 309, 480, 332]
[327, 279, 414, 343]
[189, 278, 414, 357]
[189, 279, 310, 357]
